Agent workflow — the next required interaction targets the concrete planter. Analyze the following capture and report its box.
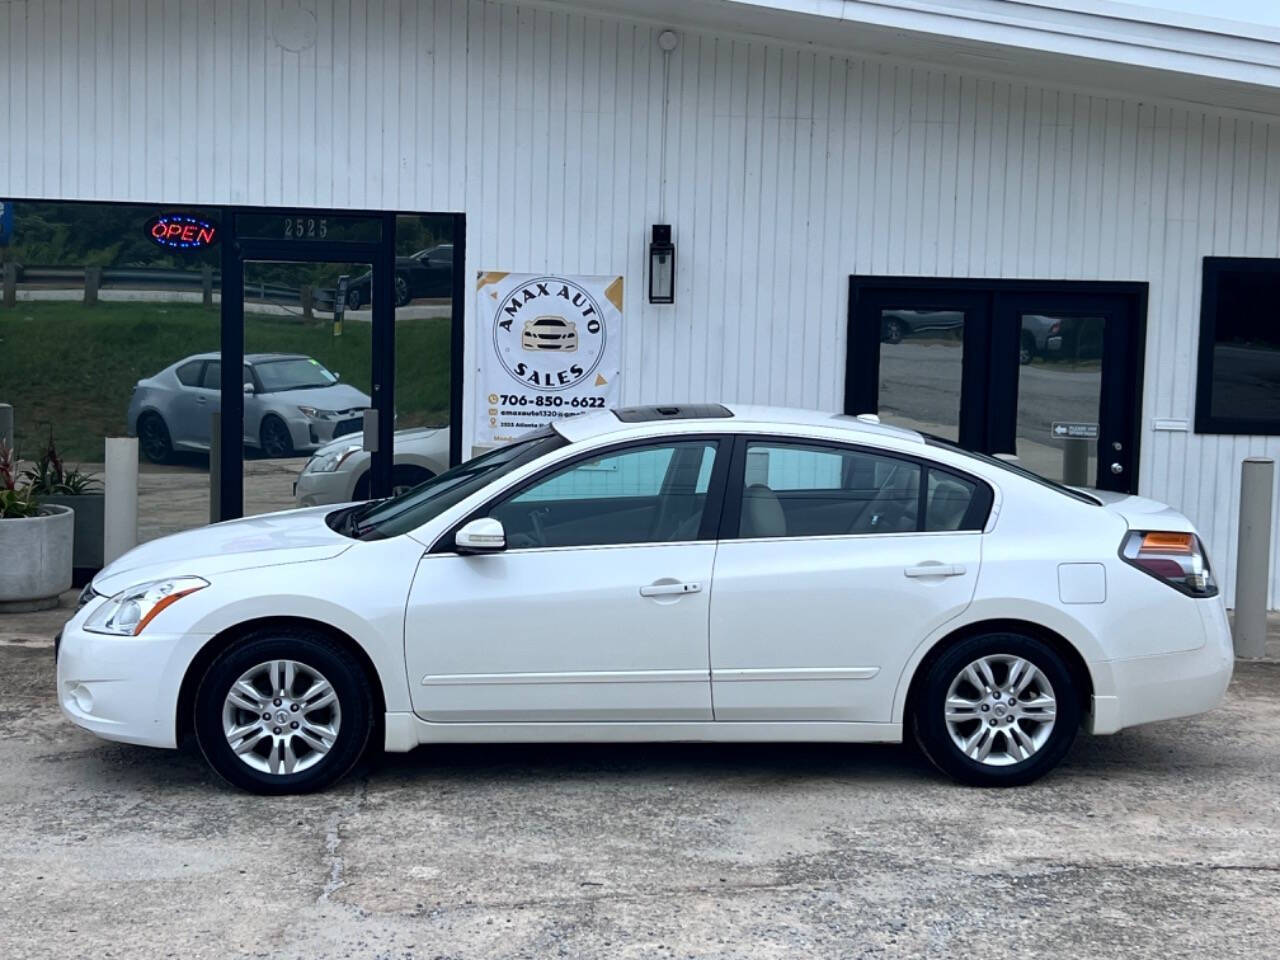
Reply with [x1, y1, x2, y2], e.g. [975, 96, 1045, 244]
[41, 493, 104, 571]
[0, 504, 74, 612]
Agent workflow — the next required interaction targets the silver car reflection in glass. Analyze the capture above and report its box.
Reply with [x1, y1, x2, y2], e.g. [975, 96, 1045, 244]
[127, 352, 372, 462]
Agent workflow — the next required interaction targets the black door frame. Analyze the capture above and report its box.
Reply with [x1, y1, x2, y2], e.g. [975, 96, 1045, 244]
[219, 207, 466, 520]
[845, 276, 1148, 493]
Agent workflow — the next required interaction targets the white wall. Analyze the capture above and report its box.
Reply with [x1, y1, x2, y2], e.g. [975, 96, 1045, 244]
[2, 0, 1279, 605]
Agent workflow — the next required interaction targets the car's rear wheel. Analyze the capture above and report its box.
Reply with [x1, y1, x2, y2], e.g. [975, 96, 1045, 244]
[194, 628, 374, 795]
[260, 415, 294, 458]
[882, 317, 905, 344]
[913, 633, 1079, 787]
[137, 412, 173, 463]
[347, 285, 365, 310]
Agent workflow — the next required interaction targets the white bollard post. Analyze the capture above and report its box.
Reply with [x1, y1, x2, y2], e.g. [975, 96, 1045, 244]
[104, 437, 139, 565]
[1233, 457, 1275, 659]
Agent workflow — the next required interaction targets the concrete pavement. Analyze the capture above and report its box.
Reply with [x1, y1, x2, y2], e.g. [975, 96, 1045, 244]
[2, 613, 1279, 958]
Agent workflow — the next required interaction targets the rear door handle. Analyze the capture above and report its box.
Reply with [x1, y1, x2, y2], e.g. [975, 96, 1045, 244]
[904, 563, 967, 578]
[640, 581, 702, 597]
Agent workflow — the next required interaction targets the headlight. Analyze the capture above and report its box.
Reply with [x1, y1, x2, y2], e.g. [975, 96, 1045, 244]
[304, 442, 363, 474]
[83, 577, 209, 636]
[297, 405, 338, 420]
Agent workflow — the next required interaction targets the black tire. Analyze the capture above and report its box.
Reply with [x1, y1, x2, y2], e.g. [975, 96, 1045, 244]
[347, 286, 364, 310]
[912, 632, 1079, 787]
[137, 412, 173, 463]
[393, 273, 411, 307]
[193, 627, 374, 795]
[259, 415, 294, 458]
[882, 318, 905, 345]
[353, 464, 434, 501]
[1019, 332, 1036, 365]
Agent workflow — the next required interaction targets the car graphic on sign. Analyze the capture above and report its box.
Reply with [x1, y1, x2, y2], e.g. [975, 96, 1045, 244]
[521, 315, 578, 352]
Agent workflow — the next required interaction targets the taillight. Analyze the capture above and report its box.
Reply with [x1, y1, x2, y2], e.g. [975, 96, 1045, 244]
[1120, 530, 1217, 597]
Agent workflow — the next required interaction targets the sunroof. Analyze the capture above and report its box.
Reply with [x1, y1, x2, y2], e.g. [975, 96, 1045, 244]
[613, 404, 734, 422]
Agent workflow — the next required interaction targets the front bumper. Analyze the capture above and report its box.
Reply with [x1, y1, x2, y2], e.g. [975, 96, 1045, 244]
[294, 467, 358, 507]
[284, 415, 363, 454]
[56, 611, 194, 749]
[1089, 598, 1234, 734]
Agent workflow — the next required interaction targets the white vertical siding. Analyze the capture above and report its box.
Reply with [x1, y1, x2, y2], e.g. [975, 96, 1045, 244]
[2, 0, 1280, 605]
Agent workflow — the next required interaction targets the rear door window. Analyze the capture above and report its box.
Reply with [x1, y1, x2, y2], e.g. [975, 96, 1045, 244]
[200, 361, 221, 390]
[176, 361, 204, 387]
[737, 442, 921, 537]
[730, 439, 992, 538]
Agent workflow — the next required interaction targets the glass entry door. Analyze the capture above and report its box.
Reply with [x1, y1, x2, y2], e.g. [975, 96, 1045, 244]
[240, 260, 375, 517]
[219, 211, 396, 519]
[846, 278, 1146, 494]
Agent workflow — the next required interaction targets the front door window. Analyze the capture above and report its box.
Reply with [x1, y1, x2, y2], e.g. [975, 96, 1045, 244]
[489, 440, 719, 548]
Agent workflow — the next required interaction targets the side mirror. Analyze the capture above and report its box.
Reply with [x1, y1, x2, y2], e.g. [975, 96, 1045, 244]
[243, 382, 255, 394]
[455, 517, 505, 554]
[333, 371, 342, 381]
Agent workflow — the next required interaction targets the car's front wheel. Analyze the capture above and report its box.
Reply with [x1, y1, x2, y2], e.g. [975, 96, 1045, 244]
[913, 633, 1079, 787]
[194, 628, 374, 794]
[1019, 331, 1037, 365]
[259, 415, 294, 458]
[353, 464, 435, 501]
[393, 273, 411, 307]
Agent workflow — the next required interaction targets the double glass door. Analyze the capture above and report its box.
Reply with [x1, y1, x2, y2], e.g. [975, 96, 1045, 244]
[846, 278, 1146, 493]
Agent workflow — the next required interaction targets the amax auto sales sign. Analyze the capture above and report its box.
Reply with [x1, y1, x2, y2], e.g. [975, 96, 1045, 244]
[475, 272, 622, 445]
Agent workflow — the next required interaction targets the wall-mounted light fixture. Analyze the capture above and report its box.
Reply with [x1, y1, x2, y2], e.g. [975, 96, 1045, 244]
[649, 224, 675, 304]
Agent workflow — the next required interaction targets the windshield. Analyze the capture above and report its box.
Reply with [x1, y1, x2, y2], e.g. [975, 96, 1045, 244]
[334, 430, 567, 541]
[923, 435, 1101, 506]
[254, 358, 339, 392]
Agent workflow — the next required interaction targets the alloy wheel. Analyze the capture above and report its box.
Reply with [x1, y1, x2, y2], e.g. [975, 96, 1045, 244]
[139, 416, 170, 462]
[943, 654, 1057, 766]
[221, 659, 342, 776]
[261, 418, 293, 458]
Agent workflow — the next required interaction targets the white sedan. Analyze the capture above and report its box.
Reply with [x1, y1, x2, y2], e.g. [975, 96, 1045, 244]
[57, 404, 1233, 794]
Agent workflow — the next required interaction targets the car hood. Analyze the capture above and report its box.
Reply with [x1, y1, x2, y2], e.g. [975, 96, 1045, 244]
[261, 383, 370, 411]
[1087, 490, 1197, 534]
[311, 425, 446, 457]
[91, 506, 352, 596]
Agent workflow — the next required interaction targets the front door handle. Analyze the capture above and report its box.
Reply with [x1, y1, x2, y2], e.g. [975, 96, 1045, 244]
[639, 581, 702, 598]
[904, 563, 967, 579]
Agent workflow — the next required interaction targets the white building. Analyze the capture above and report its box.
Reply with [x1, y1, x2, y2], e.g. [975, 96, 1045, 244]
[2, 0, 1279, 604]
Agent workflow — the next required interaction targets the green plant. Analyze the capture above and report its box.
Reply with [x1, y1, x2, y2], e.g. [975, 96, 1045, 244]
[0, 441, 41, 519]
[22, 432, 102, 495]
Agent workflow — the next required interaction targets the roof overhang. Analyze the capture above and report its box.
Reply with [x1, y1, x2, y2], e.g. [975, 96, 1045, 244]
[552, 0, 1280, 116]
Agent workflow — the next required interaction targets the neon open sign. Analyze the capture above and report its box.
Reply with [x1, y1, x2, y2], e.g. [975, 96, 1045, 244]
[145, 213, 220, 250]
